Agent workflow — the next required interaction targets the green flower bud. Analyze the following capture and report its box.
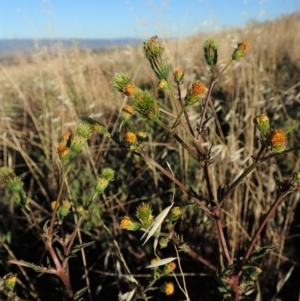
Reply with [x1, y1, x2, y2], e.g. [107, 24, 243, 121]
[173, 69, 184, 83]
[136, 202, 153, 227]
[232, 40, 250, 60]
[253, 114, 270, 134]
[4, 273, 17, 291]
[131, 90, 160, 121]
[59, 200, 71, 217]
[203, 39, 218, 66]
[159, 237, 169, 249]
[168, 206, 182, 222]
[120, 216, 140, 231]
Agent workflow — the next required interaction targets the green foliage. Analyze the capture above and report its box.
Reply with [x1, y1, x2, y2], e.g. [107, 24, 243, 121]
[0, 15, 300, 301]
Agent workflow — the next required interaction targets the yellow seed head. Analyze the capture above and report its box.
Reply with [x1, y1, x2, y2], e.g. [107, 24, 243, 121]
[185, 81, 206, 106]
[151, 257, 160, 265]
[122, 105, 134, 115]
[163, 262, 176, 275]
[232, 40, 250, 60]
[125, 131, 137, 144]
[124, 84, 138, 97]
[120, 216, 140, 231]
[4, 273, 17, 291]
[57, 144, 71, 160]
[76, 206, 85, 215]
[121, 105, 134, 122]
[267, 129, 286, 152]
[169, 206, 182, 221]
[157, 79, 169, 90]
[137, 131, 147, 138]
[173, 69, 184, 83]
[161, 282, 175, 295]
[240, 40, 250, 52]
[191, 81, 206, 96]
[59, 200, 71, 217]
[51, 200, 58, 210]
[62, 131, 72, 143]
[255, 267, 262, 274]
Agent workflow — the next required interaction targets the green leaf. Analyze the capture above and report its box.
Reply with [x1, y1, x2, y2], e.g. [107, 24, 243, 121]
[71, 241, 95, 255]
[43, 220, 50, 235]
[74, 286, 88, 301]
[19, 260, 43, 272]
[248, 245, 277, 262]
[55, 247, 64, 261]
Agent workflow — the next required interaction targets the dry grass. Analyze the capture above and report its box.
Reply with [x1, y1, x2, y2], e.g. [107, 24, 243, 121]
[0, 13, 299, 301]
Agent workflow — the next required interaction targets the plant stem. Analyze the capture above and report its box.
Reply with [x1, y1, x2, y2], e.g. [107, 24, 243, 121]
[240, 191, 290, 269]
[219, 146, 266, 202]
[197, 60, 233, 141]
[48, 172, 65, 237]
[142, 153, 211, 214]
[155, 119, 199, 160]
[176, 82, 195, 136]
[211, 206, 232, 266]
[46, 240, 74, 298]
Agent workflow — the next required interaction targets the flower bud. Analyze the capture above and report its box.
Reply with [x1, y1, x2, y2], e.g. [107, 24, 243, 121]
[163, 262, 176, 275]
[121, 105, 134, 122]
[76, 206, 90, 217]
[3, 273, 17, 291]
[131, 90, 160, 120]
[203, 39, 218, 66]
[57, 144, 71, 160]
[253, 114, 270, 134]
[59, 200, 71, 217]
[95, 168, 115, 193]
[136, 202, 154, 227]
[232, 40, 250, 60]
[157, 79, 169, 90]
[120, 216, 140, 231]
[143, 36, 170, 80]
[185, 81, 206, 106]
[168, 206, 182, 221]
[124, 83, 138, 97]
[173, 69, 184, 83]
[159, 237, 169, 249]
[112, 72, 131, 93]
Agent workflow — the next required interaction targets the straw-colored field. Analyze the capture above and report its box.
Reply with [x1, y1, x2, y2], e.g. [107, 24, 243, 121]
[0, 13, 299, 301]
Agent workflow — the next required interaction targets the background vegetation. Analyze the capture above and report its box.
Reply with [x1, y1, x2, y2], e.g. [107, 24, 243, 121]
[0, 13, 299, 300]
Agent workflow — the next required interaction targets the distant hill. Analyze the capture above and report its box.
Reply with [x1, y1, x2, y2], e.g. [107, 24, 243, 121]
[0, 38, 141, 59]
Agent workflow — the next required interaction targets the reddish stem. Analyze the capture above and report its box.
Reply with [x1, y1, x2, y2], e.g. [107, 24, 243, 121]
[46, 241, 74, 298]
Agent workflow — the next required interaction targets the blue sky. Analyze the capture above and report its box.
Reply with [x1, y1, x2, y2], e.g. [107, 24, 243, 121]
[0, 0, 299, 39]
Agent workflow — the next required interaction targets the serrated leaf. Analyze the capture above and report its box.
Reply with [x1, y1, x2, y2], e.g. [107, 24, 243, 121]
[71, 241, 95, 255]
[248, 245, 277, 262]
[141, 202, 174, 246]
[146, 257, 177, 268]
